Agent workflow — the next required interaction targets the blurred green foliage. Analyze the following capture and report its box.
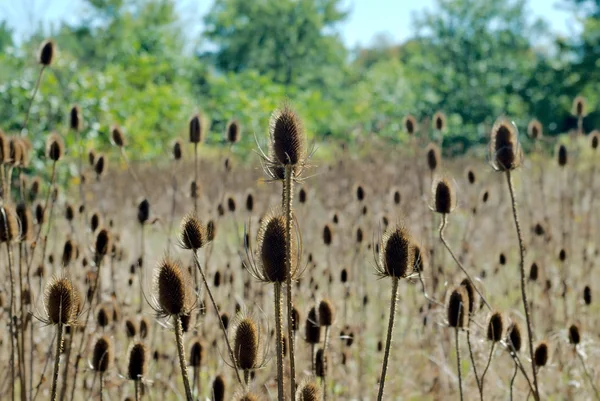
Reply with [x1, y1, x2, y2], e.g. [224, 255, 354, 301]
[0, 0, 599, 159]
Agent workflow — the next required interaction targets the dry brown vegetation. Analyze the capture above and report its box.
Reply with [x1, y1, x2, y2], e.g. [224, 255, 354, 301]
[2, 39, 600, 401]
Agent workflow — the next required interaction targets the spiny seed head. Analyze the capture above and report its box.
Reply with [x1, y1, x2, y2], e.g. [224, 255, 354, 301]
[127, 342, 148, 380]
[403, 114, 417, 135]
[207, 220, 216, 242]
[487, 312, 504, 342]
[95, 229, 110, 258]
[39, 39, 55, 66]
[315, 348, 326, 378]
[88, 150, 96, 167]
[8, 138, 22, 166]
[90, 213, 101, 232]
[179, 213, 208, 250]
[269, 103, 306, 166]
[226, 120, 241, 144]
[529, 262, 539, 281]
[125, 319, 137, 338]
[212, 375, 226, 401]
[583, 286, 592, 305]
[227, 197, 236, 212]
[189, 113, 203, 143]
[426, 143, 441, 171]
[139, 317, 149, 339]
[322, 224, 333, 246]
[573, 95, 587, 117]
[0, 205, 18, 243]
[16, 202, 32, 242]
[296, 380, 321, 401]
[506, 323, 522, 352]
[557, 144, 568, 167]
[137, 199, 150, 225]
[111, 125, 125, 147]
[490, 117, 521, 171]
[94, 154, 105, 178]
[172, 139, 183, 160]
[466, 169, 476, 185]
[256, 212, 297, 283]
[568, 324, 580, 345]
[432, 177, 455, 214]
[590, 130, 600, 150]
[96, 305, 111, 327]
[92, 336, 112, 372]
[154, 258, 191, 316]
[433, 111, 446, 131]
[460, 279, 475, 317]
[234, 392, 260, 401]
[305, 307, 321, 344]
[379, 224, 414, 278]
[70, 105, 82, 131]
[246, 193, 254, 212]
[46, 133, 64, 162]
[44, 276, 79, 325]
[232, 317, 259, 370]
[447, 287, 468, 328]
[299, 188, 307, 204]
[318, 299, 334, 326]
[527, 119, 543, 140]
[189, 339, 204, 367]
[534, 342, 549, 367]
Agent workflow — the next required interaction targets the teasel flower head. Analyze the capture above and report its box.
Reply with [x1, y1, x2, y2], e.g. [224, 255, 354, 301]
[0, 205, 19, 243]
[534, 341, 549, 367]
[431, 176, 457, 215]
[486, 312, 504, 342]
[447, 287, 468, 329]
[556, 144, 568, 167]
[568, 324, 581, 345]
[172, 139, 183, 160]
[304, 306, 321, 345]
[189, 338, 205, 367]
[179, 213, 209, 250]
[43, 275, 80, 326]
[403, 114, 417, 135]
[91, 335, 112, 373]
[16, 202, 33, 243]
[226, 119, 241, 144]
[375, 223, 414, 279]
[572, 95, 587, 118]
[426, 143, 441, 171]
[46, 132, 64, 162]
[589, 130, 600, 150]
[527, 119, 543, 140]
[151, 257, 193, 318]
[70, 105, 82, 131]
[507, 322, 522, 353]
[489, 117, 522, 171]
[296, 378, 321, 401]
[433, 111, 446, 131]
[111, 125, 125, 147]
[127, 342, 148, 381]
[230, 312, 268, 371]
[189, 113, 204, 144]
[212, 375, 226, 401]
[39, 39, 55, 66]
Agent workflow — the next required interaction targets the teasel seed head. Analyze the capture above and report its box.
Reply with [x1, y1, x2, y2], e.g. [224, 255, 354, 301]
[557, 144, 568, 167]
[318, 299, 334, 327]
[154, 258, 192, 316]
[179, 213, 209, 250]
[583, 286, 592, 305]
[487, 312, 504, 342]
[534, 341, 549, 367]
[125, 319, 137, 338]
[226, 119, 241, 144]
[44, 276, 79, 325]
[111, 125, 125, 147]
[212, 375, 226, 401]
[137, 199, 150, 225]
[460, 278, 476, 317]
[95, 305, 111, 328]
[527, 119, 543, 140]
[322, 224, 333, 246]
[90, 212, 101, 233]
[0, 205, 18, 243]
[94, 229, 110, 262]
[172, 139, 183, 160]
[139, 317, 149, 339]
[568, 324, 580, 345]
[507, 322, 522, 352]
[529, 262, 539, 282]
[305, 306, 321, 344]
[127, 342, 148, 381]
[426, 143, 442, 170]
[299, 188, 307, 204]
[573, 95, 587, 118]
[269, 103, 306, 166]
[433, 111, 446, 131]
[70, 105, 82, 131]
[403, 114, 417, 135]
[232, 316, 260, 370]
[189, 113, 203, 144]
[16, 202, 32, 243]
[207, 220, 216, 242]
[296, 380, 321, 401]
[447, 287, 468, 329]
[489, 117, 521, 171]
[39, 39, 55, 66]
[377, 224, 414, 278]
[46, 133, 64, 162]
[254, 211, 297, 283]
[315, 348, 326, 378]
[227, 196, 236, 212]
[91, 336, 112, 373]
[189, 339, 204, 367]
[590, 130, 600, 150]
[559, 248, 567, 262]
[234, 392, 260, 401]
[432, 177, 456, 214]
[94, 154, 105, 178]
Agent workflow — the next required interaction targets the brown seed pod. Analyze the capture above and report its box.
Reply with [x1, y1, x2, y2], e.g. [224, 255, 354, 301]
[583, 286, 592, 305]
[507, 323, 522, 352]
[315, 348, 326, 378]
[318, 299, 334, 327]
[96, 306, 111, 328]
[90, 212, 101, 233]
[94, 154, 105, 178]
[189, 114, 203, 144]
[557, 144, 568, 167]
[403, 114, 417, 135]
[305, 307, 321, 344]
[189, 339, 204, 367]
[127, 342, 148, 381]
[487, 312, 504, 342]
[65, 203, 74, 222]
[207, 220, 216, 242]
[44, 276, 79, 325]
[529, 262, 539, 282]
[88, 150, 96, 167]
[91, 336, 112, 372]
[70, 105, 82, 131]
[16, 202, 32, 242]
[433, 111, 446, 131]
[291, 307, 300, 332]
[298, 188, 307, 204]
[39, 39, 55, 66]
[466, 169, 476, 185]
[378, 224, 414, 278]
[568, 324, 580, 345]
[573, 96, 587, 117]
[110, 125, 124, 147]
[154, 258, 191, 316]
[46, 133, 64, 162]
[256, 212, 297, 283]
[447, 287, 468, 328]
[125, 319, 137, 338]
[322, 224, 333, 246]
[589, 130, 600, 150]
[356, 227, 363, 243]
[269, 103, 306, 166]
[489, 118, 521, 171]
[172, 139, 183, 160]
[432, 177, 455, 214]
[179, 213, 208, 250]
[227, 196, 236, 213]
[527, 119, 543, 140]
[0, 205, 19, 243]
[534, 342, 549, 367]
[226, 120, 241, 144]
[212, 375, 226, 401]
[95, 229, 110, 260]
[460, 279, 475, 317]
[232, 317, 259, 370]
[139, 317, 150, 339]
[137, 199, 150, 225]
[413, 244, 427, 272]
[245, 193, 254, 212]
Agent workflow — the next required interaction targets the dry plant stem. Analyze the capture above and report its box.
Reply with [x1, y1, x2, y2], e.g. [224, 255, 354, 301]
[59, 330, 74, 400]
[283, 164, 297, 396]
[27, 161, 56, 271]
[21, 66, 46, 133]
[479, 342, 495, 395]
[376, 276, 399, 401]
[510, 361, 518, 401]
[192, 251, 243, 386]
[99, 373, 104, 401]
[505, 171, 540, 400]
[455, 328, 464, 401]
[17, 245, 27, 401]
[194, 143, 198, 213]
[439, 215, 492, 310]
[274, 282, 285, 401]
[577, 351, 600, 400]
[466, 329, 482, 396]
[417, 266, 444, 307]
[134, 381, 140, 401]
[51, 323, 63, 401]
[138, 224, 145, 314]
[4, 240, 16, 401]
[174, 316, 193, 401]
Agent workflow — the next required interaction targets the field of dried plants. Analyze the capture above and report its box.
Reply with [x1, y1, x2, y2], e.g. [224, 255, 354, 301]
[1, 39, 600, 401]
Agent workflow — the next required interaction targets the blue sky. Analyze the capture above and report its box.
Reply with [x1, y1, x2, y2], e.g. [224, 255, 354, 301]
[0, 0, 577, 46]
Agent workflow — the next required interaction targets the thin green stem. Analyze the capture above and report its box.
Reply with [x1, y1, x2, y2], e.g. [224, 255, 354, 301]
[50, 324, 63, 401]
[455, 328, 464, 401]
[174, 316, 193, 401]
[506, 171, 540, 401]
[274, 282, 285, 401]
[376, 276, 399, 401]
[283, 164, 297, 397]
